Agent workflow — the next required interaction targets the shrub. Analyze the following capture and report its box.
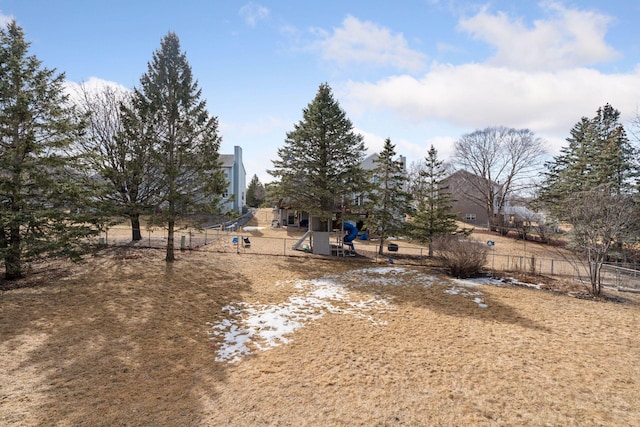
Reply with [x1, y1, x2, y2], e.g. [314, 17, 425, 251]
[432, 235, 489, 278]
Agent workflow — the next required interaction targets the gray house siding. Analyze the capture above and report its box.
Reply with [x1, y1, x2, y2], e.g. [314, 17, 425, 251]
[220, 146, 246, 214]
[442, 170, 499, 227]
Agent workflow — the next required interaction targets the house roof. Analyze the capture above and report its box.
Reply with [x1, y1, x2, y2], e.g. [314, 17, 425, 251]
[219, 154, 235, 168]
[444, 169, 501, 189]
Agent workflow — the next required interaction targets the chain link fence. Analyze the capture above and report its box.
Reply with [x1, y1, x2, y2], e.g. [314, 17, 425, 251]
[95, 224, 640, 291]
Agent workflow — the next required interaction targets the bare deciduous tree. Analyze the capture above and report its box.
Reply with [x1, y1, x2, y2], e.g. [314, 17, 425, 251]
[453, 126, 545, 232]
[566, 185, 636, 296]
[75, 83, 160, 241]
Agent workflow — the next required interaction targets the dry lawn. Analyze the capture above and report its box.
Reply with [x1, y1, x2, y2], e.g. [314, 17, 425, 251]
[2, 210, 640, 426]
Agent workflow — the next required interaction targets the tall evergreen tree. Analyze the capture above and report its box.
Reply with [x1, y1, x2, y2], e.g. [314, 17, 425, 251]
[539, 104, 637, 218]
[0, 21, 99, 279]
[246, 174, 265, 207]
[130, 32, 226, 262]
[408, 145, 458, 256]
[592, 104, 636, 192]
[269, 83, 368, 230]
[364, 138, 411, 255]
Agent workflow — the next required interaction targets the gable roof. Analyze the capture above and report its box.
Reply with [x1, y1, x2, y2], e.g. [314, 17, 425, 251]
[219, 154, 235, 168]
[444, 169, 501, 190]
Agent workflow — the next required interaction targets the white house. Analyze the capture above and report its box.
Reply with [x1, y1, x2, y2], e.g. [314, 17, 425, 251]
[220, 145, 246, 214]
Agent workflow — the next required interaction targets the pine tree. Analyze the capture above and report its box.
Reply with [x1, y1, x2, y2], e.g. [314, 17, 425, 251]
[0, 21, 99, 279]
[246, 174, 265, 207]
[539, 104, 637, 219]
[408, 145, 458, 256]
[364, 138, 411, 255]
[592, 104, 636, 192]
[129, 32, 226, 262]
[269, 83, 368, 229]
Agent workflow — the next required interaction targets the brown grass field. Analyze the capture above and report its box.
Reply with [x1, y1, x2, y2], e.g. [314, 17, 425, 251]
[2, 209, 640, 426]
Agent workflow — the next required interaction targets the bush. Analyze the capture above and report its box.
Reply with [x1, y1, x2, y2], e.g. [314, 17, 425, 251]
[432, 235, 489, 278]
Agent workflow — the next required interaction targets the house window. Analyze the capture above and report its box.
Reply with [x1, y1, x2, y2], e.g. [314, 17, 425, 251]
[465, 213, 476, 222]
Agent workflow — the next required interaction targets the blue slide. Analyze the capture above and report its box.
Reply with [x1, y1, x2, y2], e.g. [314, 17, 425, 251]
[343, 221, 359, 254]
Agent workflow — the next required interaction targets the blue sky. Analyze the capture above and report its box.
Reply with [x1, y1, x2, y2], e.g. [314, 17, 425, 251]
[1, 1, 639, 183]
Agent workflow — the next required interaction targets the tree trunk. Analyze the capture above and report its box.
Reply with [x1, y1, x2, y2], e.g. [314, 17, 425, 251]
[166, 219, 175, 262]
[428, 241, 433, 257]
[378, 236, 385, 255]
[130, 214, 142, 241]
[5, 226, 23, 280]
[588, 258, 603, 296]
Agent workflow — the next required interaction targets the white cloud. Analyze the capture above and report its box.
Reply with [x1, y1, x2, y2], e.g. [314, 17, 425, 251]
[343, 63, 640, 144]
[63, 76, 129, 95]
[458, 2, 619, 70]
[239, 2, 270, 27]
[0, 11, 13, 27]
[356, 127, 386, 154]
[63, 77, 130, 105]
[356, 126, 455, 169]
[313, 15, 427, 73]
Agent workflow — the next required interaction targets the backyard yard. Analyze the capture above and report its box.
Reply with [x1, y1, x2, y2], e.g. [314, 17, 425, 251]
[1, 211, 640, 426]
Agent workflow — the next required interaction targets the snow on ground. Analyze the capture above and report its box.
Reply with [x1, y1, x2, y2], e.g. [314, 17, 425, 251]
[447, 275, 544, 308]
[207, 267, 537, 363]
[453, 275, 543, 290]
[444, 279, 487, 308]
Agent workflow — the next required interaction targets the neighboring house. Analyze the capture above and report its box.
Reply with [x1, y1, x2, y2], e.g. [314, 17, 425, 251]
[442, 169, 503, 227]
[354, 152, 407, 207]
[361, 152, 407, 177]
[220, 145, 246, 214]
[444, 169, 548, 233]
[503, 203, 544, 226]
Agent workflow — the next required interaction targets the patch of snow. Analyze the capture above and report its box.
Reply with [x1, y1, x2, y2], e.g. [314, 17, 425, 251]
[503, 277, 543, 289]
[473, 297, 488, 308]
[208, 267, 543, 363]
[452, 277, 500, 287]
[209, 270, 395, 363]
[445, 280, 486, 307]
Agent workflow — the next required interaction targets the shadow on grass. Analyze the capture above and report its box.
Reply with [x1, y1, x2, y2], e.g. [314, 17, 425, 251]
[1, 247, 253, 426]
[281, 255, 552, 333]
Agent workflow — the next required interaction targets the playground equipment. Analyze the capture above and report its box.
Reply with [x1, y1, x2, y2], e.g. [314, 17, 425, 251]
[290, 216, 364, 256]
[292, 230, 313, 251]
[343, 221, 359, 255]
